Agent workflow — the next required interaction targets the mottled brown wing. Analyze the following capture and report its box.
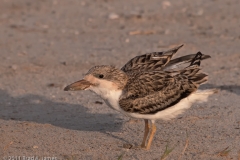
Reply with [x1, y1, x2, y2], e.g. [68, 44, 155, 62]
[119, 52, 208, 114]
[121, 44, 184, 72]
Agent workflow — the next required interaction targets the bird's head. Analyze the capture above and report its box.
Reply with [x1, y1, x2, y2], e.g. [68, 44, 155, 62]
[64, 65, 128, 92]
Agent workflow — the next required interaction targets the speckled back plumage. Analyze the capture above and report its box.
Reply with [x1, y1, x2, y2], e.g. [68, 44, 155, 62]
[119, 51, 209, 114]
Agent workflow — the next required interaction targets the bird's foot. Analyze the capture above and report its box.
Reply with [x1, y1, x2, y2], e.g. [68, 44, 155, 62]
[139, 145, 150, 150]
[133, 144, 150, 150]
[122, 143, 150, 150]
[140, 144, 146, 148]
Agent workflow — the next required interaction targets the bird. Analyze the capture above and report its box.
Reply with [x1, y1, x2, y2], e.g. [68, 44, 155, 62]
[64, 44, 217, 150]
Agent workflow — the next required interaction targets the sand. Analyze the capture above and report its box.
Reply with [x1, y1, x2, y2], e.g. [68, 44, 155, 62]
[0, 0, 240, 159]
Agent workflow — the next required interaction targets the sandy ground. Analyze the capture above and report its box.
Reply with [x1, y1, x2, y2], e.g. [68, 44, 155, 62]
[0, 0, 240, 159]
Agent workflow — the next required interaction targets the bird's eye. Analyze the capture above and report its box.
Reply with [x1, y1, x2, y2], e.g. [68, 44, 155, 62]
[98, 74, 104, 78]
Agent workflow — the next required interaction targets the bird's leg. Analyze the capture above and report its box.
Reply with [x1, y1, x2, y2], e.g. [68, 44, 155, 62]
[145, 121, 156, 150]
[141, 119, 150, 148]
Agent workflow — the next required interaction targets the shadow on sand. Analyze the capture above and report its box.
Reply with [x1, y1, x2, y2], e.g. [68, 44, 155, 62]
[200, 84, 240, 95]
[0, 89, 124, 134]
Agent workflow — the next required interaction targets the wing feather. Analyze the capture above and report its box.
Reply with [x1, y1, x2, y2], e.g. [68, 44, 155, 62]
[121, 45, 211, 73]
[119, 52, 208, 114]
[121, 44, 184, 72]
[164, 53, 211, 70]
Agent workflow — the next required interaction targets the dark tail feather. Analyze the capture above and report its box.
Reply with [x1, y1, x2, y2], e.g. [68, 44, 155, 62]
[190, 73, 208, 85]
[165, 53, 210, 69]
[184, 52, 209, 85]
[164, 52, 211, 70]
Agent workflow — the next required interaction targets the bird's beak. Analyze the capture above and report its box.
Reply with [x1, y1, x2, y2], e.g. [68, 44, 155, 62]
[64, 79, 92, 91]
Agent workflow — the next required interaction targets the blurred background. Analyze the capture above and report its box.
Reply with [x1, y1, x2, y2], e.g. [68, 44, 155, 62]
[0, 0, 239, 159]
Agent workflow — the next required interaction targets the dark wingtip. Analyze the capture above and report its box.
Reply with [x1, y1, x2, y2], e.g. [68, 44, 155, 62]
[190, 52, 203, 66]
[178, 44, 184, 49]
[202, 54, 211, 59]
[172, 44, 184, 53]
[164, 44, 184, 55]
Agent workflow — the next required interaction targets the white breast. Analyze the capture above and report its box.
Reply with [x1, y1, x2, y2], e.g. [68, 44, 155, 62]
[89, 86, 123, 112]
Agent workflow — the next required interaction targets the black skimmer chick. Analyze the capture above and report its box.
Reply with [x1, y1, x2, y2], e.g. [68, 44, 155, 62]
[64, 45, 217, 150]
